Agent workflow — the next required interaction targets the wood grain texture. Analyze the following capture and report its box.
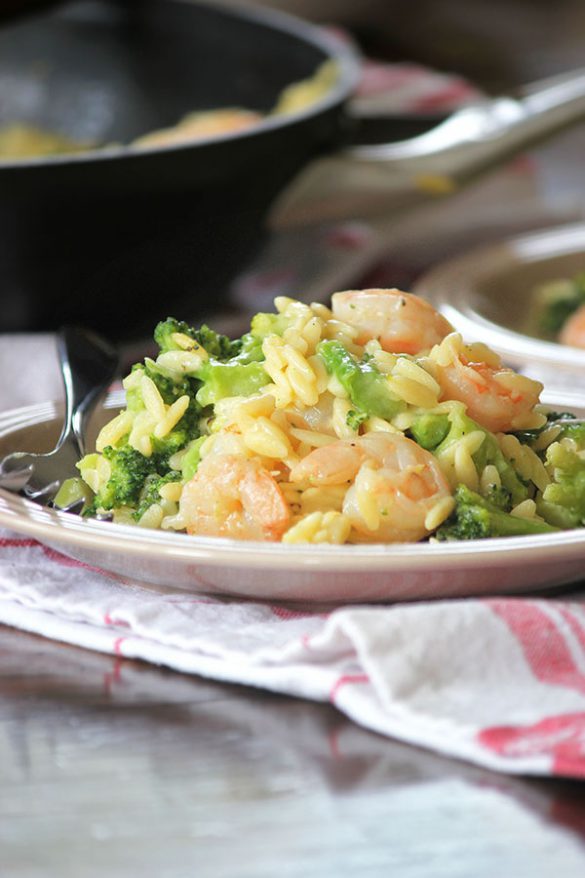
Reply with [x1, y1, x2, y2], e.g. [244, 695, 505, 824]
[0, 624, 584, 878]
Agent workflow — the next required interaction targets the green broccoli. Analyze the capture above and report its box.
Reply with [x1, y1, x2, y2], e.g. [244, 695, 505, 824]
[181, 436, 207, 482]
[425, 405, 530, 507]
[514, 411, 585, 459]
[133, 472, 182, 522]
[195, 359, 270, 407]
[317, 339, 405, 421]
[232, 332, 266, 364]
[154, 317, 239, 360]
[408, 412, 450, 450]
[537, 440, 585, 528]
[483, 484, 512, 511]
[538, 275, 585, 336]
[123, 360, 204, 467]
[346, 409, 369, 432]
[554, 418, 585, 450]
[436, 485, 558, 541]
[249, 311, 290, 341]
[53, 477, 95, 512]
[80, 445, 156, 512]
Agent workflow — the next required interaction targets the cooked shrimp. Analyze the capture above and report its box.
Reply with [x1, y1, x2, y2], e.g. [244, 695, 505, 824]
[331, 288, 453, 355]
[289, 433, 452, 542]
[180, 454, 290, 541]
[433, 342, 544, 433]
[559, 303, 585, 349]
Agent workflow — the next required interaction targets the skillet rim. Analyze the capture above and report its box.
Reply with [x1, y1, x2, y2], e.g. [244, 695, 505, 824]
[0, 0, 361, 170]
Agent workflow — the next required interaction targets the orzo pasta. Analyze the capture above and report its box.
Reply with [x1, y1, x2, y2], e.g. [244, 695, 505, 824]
[59, 289, 585, 544]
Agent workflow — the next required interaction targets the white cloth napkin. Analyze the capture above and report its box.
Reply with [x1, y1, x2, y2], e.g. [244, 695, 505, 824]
[1, 530, 584, 779]
[2, 60, 585, 780]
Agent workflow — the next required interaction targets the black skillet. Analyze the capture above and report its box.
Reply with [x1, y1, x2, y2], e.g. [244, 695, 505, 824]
[0, 0, 361, 337]
[2, 0, 585, 340]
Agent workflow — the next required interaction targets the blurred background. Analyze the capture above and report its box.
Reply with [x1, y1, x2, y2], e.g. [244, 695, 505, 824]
[1, 0, 585, 379]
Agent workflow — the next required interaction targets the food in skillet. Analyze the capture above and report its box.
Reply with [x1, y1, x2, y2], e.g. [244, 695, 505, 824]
[534, 271, 585, 348]
[0, 61, 336, 159]
[56, 288, 585, 544]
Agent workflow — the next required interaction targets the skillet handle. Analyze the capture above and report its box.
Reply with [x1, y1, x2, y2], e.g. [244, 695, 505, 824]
[271, 68, 585, 229]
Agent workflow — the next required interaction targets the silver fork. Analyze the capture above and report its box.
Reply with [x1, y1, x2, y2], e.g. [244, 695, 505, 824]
[0, 326, 118, 502]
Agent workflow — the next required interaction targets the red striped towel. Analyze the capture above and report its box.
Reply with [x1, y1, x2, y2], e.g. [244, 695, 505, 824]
[0, 531, 584, 777]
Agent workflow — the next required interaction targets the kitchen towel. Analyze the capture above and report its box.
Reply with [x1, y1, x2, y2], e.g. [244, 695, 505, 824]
[0, 531, 584, 779]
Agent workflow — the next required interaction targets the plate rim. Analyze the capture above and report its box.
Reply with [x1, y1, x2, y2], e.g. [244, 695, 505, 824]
[413, 220, 585, 373]
[2, 395, 585, 574]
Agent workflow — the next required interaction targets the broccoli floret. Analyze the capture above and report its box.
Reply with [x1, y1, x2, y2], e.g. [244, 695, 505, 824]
[195, 324, 241, 360]
[515, 411, 585, 453]
[83, 446, 156, 511]
[78, 439, 186, 517]
[408, 413, 450, 450]
[195, 359, 270, 407]
[555, 419, 585, 450]
[346, 409, 368, 432]
[537, 441, 585, 528]
[430, 404, 530, 507]
[154, 317, 239, 360]
[317, 339, 405, 421]
[233, 332, 265, 364]
[483, 484, 512, 511]
[538, 275, 585, 336]
[53, 477, 95, 512]
[153, 318, 272, 409]
[126, 360, 204, 467]
[249, 311, 290, 341]
[133, 472, 181, 522]
[514, 411, 575, 445]
[181, 436, 207, 482]
[142, 360, 194, 405]
[436, 485, 558, 541]
[154, 317, 198, 354]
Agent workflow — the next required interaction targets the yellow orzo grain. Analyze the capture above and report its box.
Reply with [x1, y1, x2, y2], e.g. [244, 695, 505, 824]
[289, 427, 336, 447]
[282, 510, 351, 544]
[497, 433, 550, 491]
[510, 499, 537, 519]
[424, 495, 456, 531]
[429, 332, 463, 367]
[332, 397, 355, 438]
[480, 463, 502, 495]
[96, 410, 134, 453]
[159, 482, 184, 502]
[242, 416, 292, 459]
[141, 375, 166, 421]
[137, 503, 164, 529]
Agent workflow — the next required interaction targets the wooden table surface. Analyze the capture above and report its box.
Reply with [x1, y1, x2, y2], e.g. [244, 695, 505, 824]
[1, 625, 584, 877]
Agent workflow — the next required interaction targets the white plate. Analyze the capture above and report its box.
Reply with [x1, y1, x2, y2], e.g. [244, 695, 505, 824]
[1, 392, 585, 604]
[414, 222, 585, 387]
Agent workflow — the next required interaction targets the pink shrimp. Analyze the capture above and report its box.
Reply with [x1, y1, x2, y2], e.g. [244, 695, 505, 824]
[435, 350, 543, 433]
[180, 454, 290, 541]
[559, 303, 585, 349]
[289, 433, 452, 542]
[331, 288, 453, 354]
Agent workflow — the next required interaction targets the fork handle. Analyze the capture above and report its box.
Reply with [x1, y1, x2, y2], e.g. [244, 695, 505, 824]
[56, 326, 119, 457]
